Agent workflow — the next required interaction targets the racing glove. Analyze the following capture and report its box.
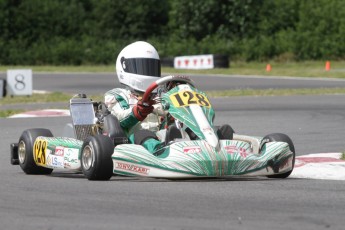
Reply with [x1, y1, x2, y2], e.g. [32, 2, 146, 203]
[133, 99, 154, 121]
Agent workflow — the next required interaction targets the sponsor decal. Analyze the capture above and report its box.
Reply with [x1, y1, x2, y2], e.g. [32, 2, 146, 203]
[179, 85, 191, 90]
[46, 153, 51, 165]
[224, 146, 236, 154]
[183, 146, 202, 154]
[55, 146, 64, 156]
[115, 162, 150, 175]
[202, 127, 212, 133]
[47, 154, 64, 168]
[63, 148, 80, 168]
[224, 146, 248, 158]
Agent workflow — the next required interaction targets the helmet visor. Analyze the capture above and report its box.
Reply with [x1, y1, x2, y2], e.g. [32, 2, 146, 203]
[122, 57, 161, 77]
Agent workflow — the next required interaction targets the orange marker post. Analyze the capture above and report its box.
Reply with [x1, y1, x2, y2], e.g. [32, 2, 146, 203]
[325, 61, 331, 71]
[266, 64, 271, 72]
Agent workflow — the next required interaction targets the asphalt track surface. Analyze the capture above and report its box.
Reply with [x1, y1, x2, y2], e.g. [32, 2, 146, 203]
[2, 72, 345, 95]
[1, 73, 345, 229]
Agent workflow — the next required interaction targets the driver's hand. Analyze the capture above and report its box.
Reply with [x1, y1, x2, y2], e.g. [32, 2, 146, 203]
[166, 81, 183, 91]
[133, 99, 154, 121]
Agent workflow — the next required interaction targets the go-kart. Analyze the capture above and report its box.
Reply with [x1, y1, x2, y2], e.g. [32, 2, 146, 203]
[10, 75, 295, 180]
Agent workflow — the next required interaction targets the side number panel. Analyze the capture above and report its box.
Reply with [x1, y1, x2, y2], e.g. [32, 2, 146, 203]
[34, 139, 47, 166]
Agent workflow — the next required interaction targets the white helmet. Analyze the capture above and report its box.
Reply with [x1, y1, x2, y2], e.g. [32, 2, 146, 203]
[116, 41, 161, 93]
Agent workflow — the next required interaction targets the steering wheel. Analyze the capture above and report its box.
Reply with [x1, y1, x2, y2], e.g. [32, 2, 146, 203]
[142, 75, 195, 105]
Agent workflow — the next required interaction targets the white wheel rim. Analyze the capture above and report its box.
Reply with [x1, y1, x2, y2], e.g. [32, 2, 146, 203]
[82, 145, 94, 170]
[18, 140, 26, 164]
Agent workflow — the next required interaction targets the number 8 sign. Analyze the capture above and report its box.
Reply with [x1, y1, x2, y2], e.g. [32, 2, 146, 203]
[7, 69, 32, 96]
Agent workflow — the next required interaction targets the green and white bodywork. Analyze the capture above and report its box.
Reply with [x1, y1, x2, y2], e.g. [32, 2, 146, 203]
[113, 139, 293, 178]
[111, 78, 294, 178]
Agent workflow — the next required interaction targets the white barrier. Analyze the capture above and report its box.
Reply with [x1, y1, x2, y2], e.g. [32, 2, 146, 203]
[7, 69, 33, 96]
[174, 54, 214, 69]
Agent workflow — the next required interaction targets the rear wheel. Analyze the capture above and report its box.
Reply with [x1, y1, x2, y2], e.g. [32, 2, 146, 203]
[261, 133, 295, 178]
[216, 124, 235, 140]
[81, 134, 114, 180]
[18, 129, 54, 175]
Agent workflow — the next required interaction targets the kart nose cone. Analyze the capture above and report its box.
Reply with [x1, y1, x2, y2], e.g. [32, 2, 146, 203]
[204, 130, 219, 148]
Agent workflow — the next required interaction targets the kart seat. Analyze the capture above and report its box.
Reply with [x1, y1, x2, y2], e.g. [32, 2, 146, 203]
[134, 130, 159, 145]
[103, 114, 129, 145]
[134, 124, 182, 146]
[165, 125, 182, 145]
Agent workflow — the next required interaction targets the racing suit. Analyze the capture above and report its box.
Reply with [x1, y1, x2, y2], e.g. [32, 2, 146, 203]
[104, 88, 164, 153]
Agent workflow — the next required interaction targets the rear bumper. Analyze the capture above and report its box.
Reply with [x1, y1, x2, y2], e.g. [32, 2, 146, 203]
[10, 143, 19, 165]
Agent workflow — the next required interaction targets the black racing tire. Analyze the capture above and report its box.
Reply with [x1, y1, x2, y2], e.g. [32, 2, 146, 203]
[81, 134, 114, 180]
[216, 124, 235, 140]
[18, 129, 54, 175]
[261, 133, 295, 179]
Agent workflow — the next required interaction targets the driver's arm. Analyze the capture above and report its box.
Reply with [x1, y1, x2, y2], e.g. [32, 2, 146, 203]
[104, 90, 140, 129]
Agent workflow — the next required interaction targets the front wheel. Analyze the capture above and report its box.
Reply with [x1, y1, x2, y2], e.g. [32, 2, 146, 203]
[261, 133, 295, 179]
[81, 134, 114, 180]
[18, 129, 54, 175]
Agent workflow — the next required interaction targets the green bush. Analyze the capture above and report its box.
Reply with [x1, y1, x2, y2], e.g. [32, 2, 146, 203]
[0, 0, 344, 65]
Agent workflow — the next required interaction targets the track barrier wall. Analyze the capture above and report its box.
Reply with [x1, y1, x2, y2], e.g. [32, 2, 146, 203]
[162, 54, 229, 69]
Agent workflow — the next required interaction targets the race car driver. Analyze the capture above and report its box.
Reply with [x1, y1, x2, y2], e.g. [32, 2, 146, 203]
[104, 41, 179, 154]
[104, 41, 233, 154]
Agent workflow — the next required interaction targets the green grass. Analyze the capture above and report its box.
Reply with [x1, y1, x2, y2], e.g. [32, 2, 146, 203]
[164, 61, 345, 78]
[0, 65, 114, 73]
[342, 152, 345, 160]
[1, 61, 344, 78]
[0, 92, 104, 117]
[0, 109, 25, 117]
[0, 92, 104, 105]
[0, 92, 73, 105]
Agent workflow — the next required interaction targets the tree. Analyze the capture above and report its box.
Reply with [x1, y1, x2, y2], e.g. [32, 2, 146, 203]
[90, 0, 169, 40]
